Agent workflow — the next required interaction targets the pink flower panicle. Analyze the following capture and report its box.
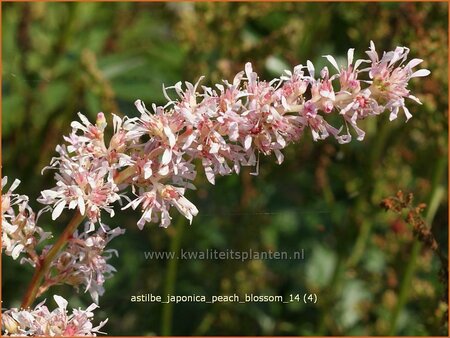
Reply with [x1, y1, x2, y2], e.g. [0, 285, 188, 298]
[42, 225, 125, 304]
[1, 295, 107, 336]
[37, 42, 429, 230]
[1, 177, 50, 265]
[38, 141, 121, 231]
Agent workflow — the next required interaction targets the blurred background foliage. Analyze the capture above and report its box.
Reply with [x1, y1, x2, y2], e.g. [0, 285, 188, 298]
[2, 2, 448, 336]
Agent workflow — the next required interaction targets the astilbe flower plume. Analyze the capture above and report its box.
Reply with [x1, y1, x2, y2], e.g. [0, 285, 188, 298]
[1, 42, 430, 336]
[41, 226, 125, 304]
[1, 177, 50, 264]
[2, 295, 107, 336]
[38, 41, 429, 229]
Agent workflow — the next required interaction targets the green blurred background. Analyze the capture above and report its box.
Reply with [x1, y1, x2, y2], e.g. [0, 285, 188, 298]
[2, 2, 448, 336]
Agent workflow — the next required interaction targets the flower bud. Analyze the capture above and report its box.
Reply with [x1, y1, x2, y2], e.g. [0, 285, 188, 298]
[96, 112, 107, 131]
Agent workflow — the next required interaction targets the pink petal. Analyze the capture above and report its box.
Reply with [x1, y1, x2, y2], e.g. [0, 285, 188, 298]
[411, 69, 430, 78]
[161, 148, 172, 165]
[323, 55, 340, 72]
[52, 200, 67, 220]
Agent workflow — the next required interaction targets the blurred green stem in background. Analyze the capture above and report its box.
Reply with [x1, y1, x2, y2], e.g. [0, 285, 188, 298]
[316, 256, 345, 335]
[346, 121, 392, 268]
[315, 165, 343, 335]
[161, 216, 185, 336]
[316, 120, 393, 335]
[388, 155, 447, 335]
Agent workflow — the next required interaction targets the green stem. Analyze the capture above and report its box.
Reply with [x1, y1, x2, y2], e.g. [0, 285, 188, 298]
[387, 239, 421, 335]
[387, 156, 446, 335]
[316, 256, 345, 335]
[316, 121, 393, 334]
[346, 219, 371, 268]
[347, 121, 392, 269]
[161, 216, 185, 336]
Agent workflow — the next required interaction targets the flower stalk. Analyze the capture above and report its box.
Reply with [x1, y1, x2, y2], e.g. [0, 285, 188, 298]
[387, 156, 446, 335]
[21, 212, 84, 309]
[20, 166, 135, 309]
